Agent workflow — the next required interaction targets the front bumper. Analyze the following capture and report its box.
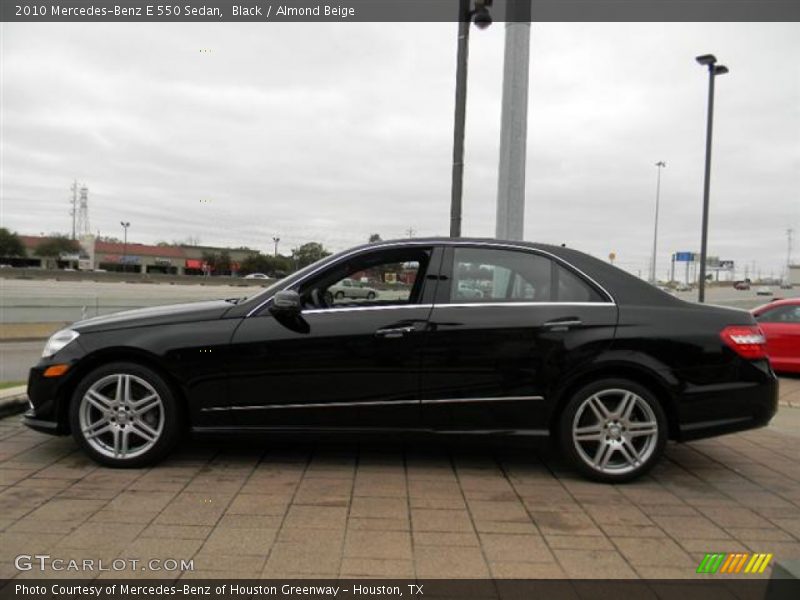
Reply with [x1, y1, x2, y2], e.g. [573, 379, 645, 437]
[23, 342, 87, 436]
[23, 365, 72, 435]
[22, 412, 62, 434]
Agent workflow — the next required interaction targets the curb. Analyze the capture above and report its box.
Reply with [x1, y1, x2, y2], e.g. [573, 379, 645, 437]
[0, 393, 28, 419]
[0, 385, 29, 418]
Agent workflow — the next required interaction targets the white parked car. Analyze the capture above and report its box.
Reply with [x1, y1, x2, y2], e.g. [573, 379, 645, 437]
[244, 273, 269, 280]
[756, 286, 773, 296]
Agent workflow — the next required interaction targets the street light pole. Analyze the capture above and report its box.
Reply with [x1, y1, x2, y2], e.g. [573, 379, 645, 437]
[696, 54, 728, 303]
[649, 161, 666, 284]
[120, 221, 130, 273]
[450, 0, 492, 238]
[273, 236, 280, 257]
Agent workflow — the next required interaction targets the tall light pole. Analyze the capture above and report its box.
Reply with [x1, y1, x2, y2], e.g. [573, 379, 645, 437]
[450, 0, 492, 238]
[696, 54, 728, 303]
[649, 161, 666, 283]
[272, 236, 280, 257]
[120, 221, 130, 272]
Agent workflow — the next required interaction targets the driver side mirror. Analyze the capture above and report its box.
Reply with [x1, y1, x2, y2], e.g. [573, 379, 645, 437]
[270, 290, 302, 315]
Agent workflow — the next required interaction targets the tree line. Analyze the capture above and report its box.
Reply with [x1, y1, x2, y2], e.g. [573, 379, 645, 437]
[0, 228, 337, 275]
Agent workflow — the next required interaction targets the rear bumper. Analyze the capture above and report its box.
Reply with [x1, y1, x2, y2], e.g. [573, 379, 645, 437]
[674, 360, 779, 442]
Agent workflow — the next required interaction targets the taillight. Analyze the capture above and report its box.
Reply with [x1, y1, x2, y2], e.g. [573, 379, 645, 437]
[720, 325, 767, 359]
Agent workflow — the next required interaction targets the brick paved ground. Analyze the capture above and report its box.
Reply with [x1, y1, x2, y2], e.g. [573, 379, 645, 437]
[1, 382, 799, 581]
[779, 375, 800, 407]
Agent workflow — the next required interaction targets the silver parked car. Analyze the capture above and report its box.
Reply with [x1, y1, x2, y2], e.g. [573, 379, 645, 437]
[329, 278, 378, 300]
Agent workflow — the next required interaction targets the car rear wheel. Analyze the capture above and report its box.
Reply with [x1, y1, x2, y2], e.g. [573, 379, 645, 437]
[69, 362, 182, 468]
[559, 379, 667, 483]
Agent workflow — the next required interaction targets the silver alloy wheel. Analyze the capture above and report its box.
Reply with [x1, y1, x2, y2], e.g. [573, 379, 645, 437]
[571, 388, 659, 476]
[78, 373, 164, 460]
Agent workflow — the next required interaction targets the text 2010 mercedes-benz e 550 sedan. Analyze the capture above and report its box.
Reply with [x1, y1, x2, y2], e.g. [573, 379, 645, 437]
[24, 239, 778, 482]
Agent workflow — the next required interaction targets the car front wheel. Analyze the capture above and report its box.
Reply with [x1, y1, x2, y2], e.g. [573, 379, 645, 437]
[69, 362, 182, 467]
[559, 379, 667, 483]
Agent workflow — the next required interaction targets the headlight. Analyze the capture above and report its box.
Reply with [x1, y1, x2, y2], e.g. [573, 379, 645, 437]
[42, 329, 80, 358]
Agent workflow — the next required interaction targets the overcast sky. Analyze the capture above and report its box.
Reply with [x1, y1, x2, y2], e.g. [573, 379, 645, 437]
[1, 21, 798, 279]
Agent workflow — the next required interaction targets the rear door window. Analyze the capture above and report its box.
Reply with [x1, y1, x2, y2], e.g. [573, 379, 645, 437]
[449, 247, 605, 304]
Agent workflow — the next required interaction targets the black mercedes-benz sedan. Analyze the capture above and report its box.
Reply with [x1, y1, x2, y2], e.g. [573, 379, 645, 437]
[24, 238, 778, 482]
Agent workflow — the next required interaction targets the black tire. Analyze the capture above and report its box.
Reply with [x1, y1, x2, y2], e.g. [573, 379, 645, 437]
[334, 291, 345, 299]
[558, 378, 667, 483]
[366, 291, 376, 300]
[69, 362, 183, 468]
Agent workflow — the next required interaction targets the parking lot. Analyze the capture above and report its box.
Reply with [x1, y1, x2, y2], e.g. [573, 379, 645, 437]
[0, 378, 798, 581]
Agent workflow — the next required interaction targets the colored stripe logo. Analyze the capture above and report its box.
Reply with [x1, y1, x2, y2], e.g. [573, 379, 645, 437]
[697, 553, 773, 574]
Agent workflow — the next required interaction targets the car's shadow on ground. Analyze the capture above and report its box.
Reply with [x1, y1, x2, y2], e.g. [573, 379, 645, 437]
[167, 433, 565, 468]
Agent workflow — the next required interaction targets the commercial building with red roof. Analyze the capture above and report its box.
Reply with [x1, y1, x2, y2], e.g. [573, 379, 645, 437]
[6, 235, 252, 275]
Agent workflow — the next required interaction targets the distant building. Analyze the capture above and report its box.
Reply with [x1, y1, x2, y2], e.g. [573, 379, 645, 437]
[9, 235, 254, 275]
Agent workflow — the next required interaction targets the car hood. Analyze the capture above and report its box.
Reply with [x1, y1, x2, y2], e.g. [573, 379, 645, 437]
[71, 299, 235, 333]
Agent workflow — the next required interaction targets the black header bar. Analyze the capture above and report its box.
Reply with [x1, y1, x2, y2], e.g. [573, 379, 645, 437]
[2, 0, 800, 23]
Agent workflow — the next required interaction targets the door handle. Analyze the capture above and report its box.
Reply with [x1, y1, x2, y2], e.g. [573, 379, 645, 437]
[375, 326, 416, 338]
[543, 318, 583, 330]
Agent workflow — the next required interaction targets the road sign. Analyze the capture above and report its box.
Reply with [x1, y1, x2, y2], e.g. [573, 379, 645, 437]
[675, 252, 693, 262]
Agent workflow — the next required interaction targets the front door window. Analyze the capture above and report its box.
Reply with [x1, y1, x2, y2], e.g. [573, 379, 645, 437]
[298, 248, 431, 310]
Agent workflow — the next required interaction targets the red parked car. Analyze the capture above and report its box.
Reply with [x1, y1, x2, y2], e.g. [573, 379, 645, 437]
[752, 298, 800, 373]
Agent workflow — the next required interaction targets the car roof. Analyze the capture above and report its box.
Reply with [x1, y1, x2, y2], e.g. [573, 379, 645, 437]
[233, 237, 686, 317]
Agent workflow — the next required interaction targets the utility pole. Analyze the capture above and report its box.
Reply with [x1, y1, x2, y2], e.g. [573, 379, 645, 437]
[670, 253, 675, 283]
[120, 221, 130, 272]
[449, 0, 493, 238]
[495, 0, 531, 242]
[787, 228, 794, 281]
[70, 180, 78, 240]
[649, 162, 666, 283]
[695, 54, 729, 303]
[406, 227, 416, 238]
